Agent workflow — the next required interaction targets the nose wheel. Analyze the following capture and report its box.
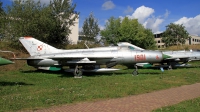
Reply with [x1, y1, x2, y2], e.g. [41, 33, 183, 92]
[132, 70, 138, 75]
[132, 65, 138, 76]
[74, 65, 82, 78]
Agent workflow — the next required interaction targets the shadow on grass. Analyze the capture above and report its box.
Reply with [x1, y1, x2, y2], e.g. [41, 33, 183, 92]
[21, 69, 74, 77]
[138, 72, 162, 75]
[20, 68, 165, 78]
[122, 68, 163, 75]
[20, 69, 127, 78]
[0, 81, 34, 86]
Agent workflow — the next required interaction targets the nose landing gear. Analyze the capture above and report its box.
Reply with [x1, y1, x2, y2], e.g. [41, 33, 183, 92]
[132, 65, 138, 76]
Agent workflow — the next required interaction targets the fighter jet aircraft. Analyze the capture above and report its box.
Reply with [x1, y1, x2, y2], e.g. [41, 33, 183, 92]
[161, 50, 200, 69]
[14, 37, 170, 78]
[0, 57, 14, 66]
[0, 50, 15, 66]
[118, 44, 200, 70]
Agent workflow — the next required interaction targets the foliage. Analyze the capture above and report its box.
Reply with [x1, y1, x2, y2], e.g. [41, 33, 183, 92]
[3, 0, 50, 47]
[100, 16, 121, 45]
[0, 0, 4, 15]
[50, 0, 79, 46]
[0, 1, 5, 39]
[162, 23, 191, 47]
[80, 13, 100, 42]
[100, 17, 156, 49]
[1, 0, 78, 49]
[165, 44, 200, 51]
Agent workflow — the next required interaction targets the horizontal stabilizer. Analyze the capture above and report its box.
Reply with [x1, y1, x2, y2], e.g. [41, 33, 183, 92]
[11, 57, 44, 60]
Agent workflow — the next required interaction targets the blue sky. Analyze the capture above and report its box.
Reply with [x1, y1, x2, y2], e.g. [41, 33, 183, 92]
[2, 0, 200, 36]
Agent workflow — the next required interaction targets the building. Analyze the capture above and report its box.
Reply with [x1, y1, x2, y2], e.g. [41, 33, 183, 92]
[68, 14, 79, 44]
[57, 12, 79, 44]
[185, 35, 200, 45]
[154, 33, 165, 48]
[154, 32, 200, 48]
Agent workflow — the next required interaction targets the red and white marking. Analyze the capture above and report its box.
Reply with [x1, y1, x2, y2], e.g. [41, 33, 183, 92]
[37, 45, 43, 51]
[156, 55, 160, 60]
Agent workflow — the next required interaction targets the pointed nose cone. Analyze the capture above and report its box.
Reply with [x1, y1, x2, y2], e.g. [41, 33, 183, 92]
[162, 54, 171, 59]
[0, 57, 14, 66]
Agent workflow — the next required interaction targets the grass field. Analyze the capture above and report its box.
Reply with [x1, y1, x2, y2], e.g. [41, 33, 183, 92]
[1, 62, 200, 111]
[153, 97, 200, 112]
[1, 43, 200, 111]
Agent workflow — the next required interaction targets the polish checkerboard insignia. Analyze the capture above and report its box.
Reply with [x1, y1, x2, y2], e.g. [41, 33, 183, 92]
[37, 45, 43, 51]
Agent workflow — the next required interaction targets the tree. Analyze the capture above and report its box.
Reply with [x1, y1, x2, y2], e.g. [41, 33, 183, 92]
[100, 16, 121, 45]
[0, 1, 4, 15]
[50, 0, 79, 46]
[142, 29, 157, 49]
[162, 23, 191, 47]
[81, 13, 100, 42]
[0, 0, 5, 39]
[100, 17, 156, 49]
[2, 0, 79, 48]
[3, 0, 52, 47]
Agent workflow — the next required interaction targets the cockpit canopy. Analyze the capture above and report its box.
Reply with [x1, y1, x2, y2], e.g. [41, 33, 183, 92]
[117, 42, 144, 51]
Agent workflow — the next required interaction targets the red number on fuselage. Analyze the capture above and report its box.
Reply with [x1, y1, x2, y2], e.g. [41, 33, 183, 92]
[135, 54, 146, 61]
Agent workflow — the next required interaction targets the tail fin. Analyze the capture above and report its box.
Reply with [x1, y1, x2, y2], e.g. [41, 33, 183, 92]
[19, 37, 59, 56]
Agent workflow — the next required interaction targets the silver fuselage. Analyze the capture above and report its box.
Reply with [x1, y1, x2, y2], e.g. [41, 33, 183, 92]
[27, 47, 164, 67]
[162, 50, 200, 62]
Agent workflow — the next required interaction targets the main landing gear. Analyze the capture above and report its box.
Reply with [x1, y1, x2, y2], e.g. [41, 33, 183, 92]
[74, 65, 82, 78]
[132, 65, 138, 76]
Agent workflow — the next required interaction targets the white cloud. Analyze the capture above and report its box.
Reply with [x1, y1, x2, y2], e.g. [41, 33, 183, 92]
[174, 15, 200, 36]
[102, 1, 115, 10]
[124, 5, 167, 33]
[143, 17, 164, 33]
[124, 6, 133, 14]
[164, 9, 170, 18]
[128, 5, 154, 23]
[99, 24, 105, 30]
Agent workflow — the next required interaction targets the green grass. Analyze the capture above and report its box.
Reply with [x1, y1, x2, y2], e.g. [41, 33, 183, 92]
[153, 97, 200, 112]
[1, 64, 200, 111]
